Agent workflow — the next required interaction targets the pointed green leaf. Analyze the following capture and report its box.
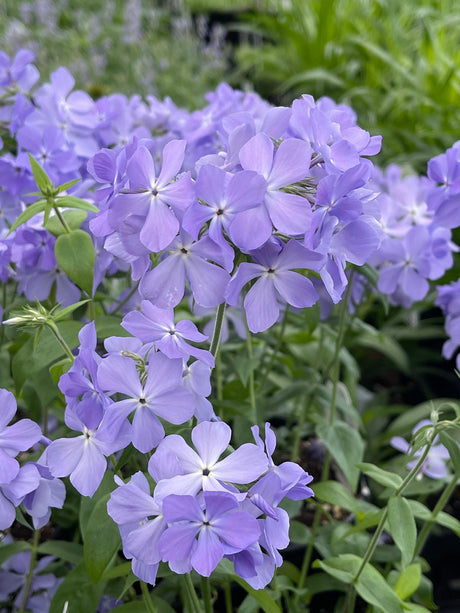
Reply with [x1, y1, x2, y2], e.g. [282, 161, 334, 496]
[356, 562, 404, 613]
[8, 199, 47, 233]
[394, 563, 421, 600]
[55, 195, 99, 212]
[313, 480, 360, 514]
[439, 430, 460, 474]
[387, 496, 417, 568]
[57, 178, 81, 192]
[317, 421, 364, 491]
[28, 153, 52, 192]
[45, 209, 87, 235]
[49, 562, 105, 613]
[37, 541, 83, 565]
[55, 229, 95, 295]
[52, 299, 91, 321]
[357, 462, 403, 490]
[0, 541, 31, 565]
[83, 494, 121, 583]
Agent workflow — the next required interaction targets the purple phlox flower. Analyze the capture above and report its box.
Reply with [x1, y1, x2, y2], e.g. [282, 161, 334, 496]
[26, 66, 99, 158]
[182, 359, 217, 422]
[103, 221, 152, 282]
[251, 422, 314, 500]
[1, 462, 41, 529]
[107, 471, 164, 583]
[376, 227, 432, 305]
[313, 161, 374, 227]
[289, 95, 381, 173]
[139, 229, 231, 309]
[158, 490, 261, 577]
[0, 49, 39, 92]
[95, 94, 151, 148]
[44, 403, 131, 497]
[122, 300, 215, 367]
[183, 164, 266, 265]
[149, 420, 268, 500]
[232, 133, 313, 250]
[0, 388, 42, 485]
[427, 142, 460, 213]
[58, 322, 112, 427]
[110, 140, 194, 252]
[226, 238, 324, 333]
[96, 351, 194, 453]
[0, 543, 60, 613]
[390, 420, 450, 479]
[0, 153, 36, 197]
[16, 125, 80, 184]
[436, 279, 460, 367]
[23, 462, 66, 529]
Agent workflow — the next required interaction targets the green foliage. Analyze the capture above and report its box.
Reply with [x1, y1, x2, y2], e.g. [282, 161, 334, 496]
[234, 0, 460, 169]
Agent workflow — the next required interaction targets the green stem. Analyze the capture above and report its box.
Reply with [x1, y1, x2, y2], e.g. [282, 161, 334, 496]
[258, 308, 288, 392]
[342, 435, 437, 613]
[245, 316, 257, 426]
[53, 203, 71, 233]
[291, 392, 313, 462]
[184, 574, 204, 613]
[223, 582, 233, 613]
[89, 299, 96, 322]
[46, 322, 75, 362]
[210, 302, 226, 357]
[201, 576, 213, 613]
[141, 581, 156, 613]
[414, 470, 459, 558]
[19, 529, 40, 612]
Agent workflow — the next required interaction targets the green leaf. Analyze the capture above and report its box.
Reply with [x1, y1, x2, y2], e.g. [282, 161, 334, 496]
[12, 320, 81, 391]
[8, 199, 47, 233]
[439, 430, 460, 473]
[313, 554, 355, 583]
[55, 229, 95, 294]
[37, 541, 83, 565]
[313, 480, 360, 514]
[45, 209, 87, 235]
[57, 178, 81, 192]
[351, 325, 409, 374]
[235, 356, 260, 386]
[357, 462, 403, 490]
[316, 421, 364, 491]
[83, 494, 121, 583]
[387, 496, 417, 568]
[49, 562, 105, 613]
[55, 195, 99, 212]
[216, 559, 281, 613]
[394, 563, 421, 600]
[356, 563, 404, 613]
[28, 153, 53, 192]
[289, 520, 311, 544]
[52, 299, 91, 321]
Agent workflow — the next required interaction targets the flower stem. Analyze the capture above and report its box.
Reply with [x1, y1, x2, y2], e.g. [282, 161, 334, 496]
[210, 302, 226, 357]
[413, 470, 459, 558]
[244, 316, 258, 426]
[19, 529, 40, 613]
[53, 203, 71, 233]
[223, 582, 233, 613]
[342, 434, 436, 613]
[46, 322, 75, 362]
[201, 576, 213, 613]
[141, 581, 156, 613]
[184, 573, 204, 613]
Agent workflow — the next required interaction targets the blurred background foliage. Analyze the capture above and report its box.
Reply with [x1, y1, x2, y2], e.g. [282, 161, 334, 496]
[1, 0, 460, 169]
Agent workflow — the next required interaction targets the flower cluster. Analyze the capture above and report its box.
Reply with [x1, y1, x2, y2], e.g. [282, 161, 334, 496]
[370, 164, 458, 307]
[108, 421, 313, 587]
[0, 389, 64, 531]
